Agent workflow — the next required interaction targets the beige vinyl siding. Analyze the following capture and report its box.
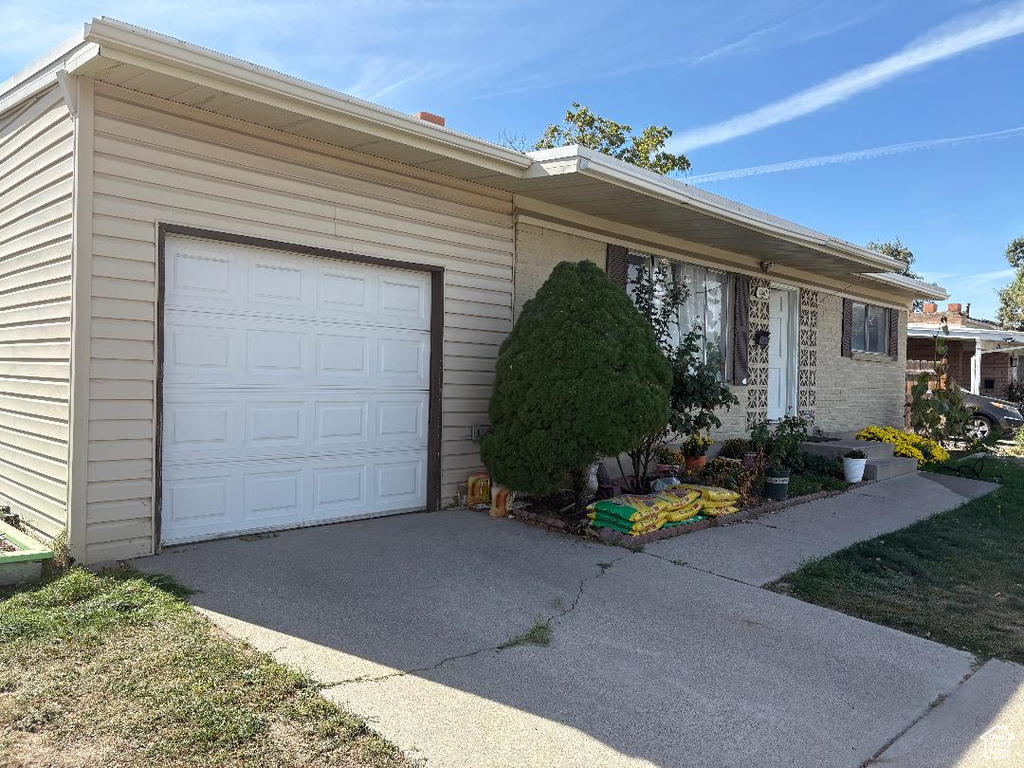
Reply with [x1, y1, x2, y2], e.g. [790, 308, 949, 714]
[85, 83, 514, 561]
[0, 87, 73, 541]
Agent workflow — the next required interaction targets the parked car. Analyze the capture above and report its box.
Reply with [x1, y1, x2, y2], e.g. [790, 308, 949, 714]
[962, 392, 1024, 439]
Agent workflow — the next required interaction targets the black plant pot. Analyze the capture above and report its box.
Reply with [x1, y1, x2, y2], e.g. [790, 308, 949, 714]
[764, 467, 790, 501]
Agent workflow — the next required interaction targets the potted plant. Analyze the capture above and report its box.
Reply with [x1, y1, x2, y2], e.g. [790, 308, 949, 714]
[681, 434, 712, 473]
[655, 446, 685, 475]
[843, 449, 868, 483]
[750, 415, 809, 502]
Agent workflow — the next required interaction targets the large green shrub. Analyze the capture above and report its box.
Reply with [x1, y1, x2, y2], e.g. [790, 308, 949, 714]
[481, 261, 672, 505]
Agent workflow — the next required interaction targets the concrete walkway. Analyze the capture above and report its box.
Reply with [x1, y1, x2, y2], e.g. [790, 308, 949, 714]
[132, 471, 1020, 768]
[647, 471, 998, 586]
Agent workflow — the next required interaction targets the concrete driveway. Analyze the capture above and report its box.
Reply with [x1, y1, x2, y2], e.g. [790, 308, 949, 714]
[133, 473, 1018, 767]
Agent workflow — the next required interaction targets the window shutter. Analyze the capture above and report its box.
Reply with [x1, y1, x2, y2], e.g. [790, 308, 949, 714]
[888, 308, 900, 361]
[841, 298, 853, 358]
[606, 244, 629, 289]
[731, 274, 750, 385]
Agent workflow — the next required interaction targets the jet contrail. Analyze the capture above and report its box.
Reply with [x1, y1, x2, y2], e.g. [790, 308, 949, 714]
[684, 126, 1024, 184]
[668, 1, 1024, 152]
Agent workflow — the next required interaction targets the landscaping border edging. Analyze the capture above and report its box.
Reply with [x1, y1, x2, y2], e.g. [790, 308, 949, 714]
[509, 478, 882, 547]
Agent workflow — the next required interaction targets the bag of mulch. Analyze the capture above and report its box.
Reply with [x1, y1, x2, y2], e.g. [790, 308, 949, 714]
[663, 503, 702, 523]
[588, 512, 663, 535]
[701, 505, 739, 517]
[656, 488, 701, 507]
[586, 495, 664, 523]
[702, 487, 740, 503]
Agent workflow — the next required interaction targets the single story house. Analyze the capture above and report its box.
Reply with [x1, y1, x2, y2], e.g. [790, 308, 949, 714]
[0, 19, 946, 563]
[908, 302, 1023, 396]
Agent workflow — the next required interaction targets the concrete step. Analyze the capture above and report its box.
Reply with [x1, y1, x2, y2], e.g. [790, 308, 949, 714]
[863, 457, 918, 481]
[803, 439, 895, 461]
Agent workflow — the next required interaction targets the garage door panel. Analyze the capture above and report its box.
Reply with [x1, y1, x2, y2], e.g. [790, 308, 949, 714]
[377, 334, 429, 386]
[166, 241, 430, 331]
[162, 451, 426, 544]
[164, 313, 428, 388]
[164, 391, 427, 462]
[161, 235, 431, 544]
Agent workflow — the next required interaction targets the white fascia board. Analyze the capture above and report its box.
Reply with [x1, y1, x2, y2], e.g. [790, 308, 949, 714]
[907, 325, 1024, 342]
[84, 18, 532, 176]
[527, 145, 911, 274]
[0, 28, 98, 116]
[861, 271, 949, 300]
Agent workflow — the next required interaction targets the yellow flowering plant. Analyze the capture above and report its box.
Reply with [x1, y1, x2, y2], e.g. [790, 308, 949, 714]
[855, 426, 950, 467]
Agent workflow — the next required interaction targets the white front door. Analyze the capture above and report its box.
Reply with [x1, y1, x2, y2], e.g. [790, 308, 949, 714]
[767, 289, 796, 421]
[160, 236, 432, 545]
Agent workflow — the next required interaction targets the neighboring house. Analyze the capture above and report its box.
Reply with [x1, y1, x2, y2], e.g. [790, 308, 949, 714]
[908, 302, 1024, 396]
[0, 19, 945, 563]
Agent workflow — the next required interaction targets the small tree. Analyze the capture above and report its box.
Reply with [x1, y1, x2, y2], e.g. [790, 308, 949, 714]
[997, 236, 1024, 331]
[668, 328, 739, 438]
[907, 316, 972, 444]
[481, 261, 672, 511]
[622, 261, 687, 490]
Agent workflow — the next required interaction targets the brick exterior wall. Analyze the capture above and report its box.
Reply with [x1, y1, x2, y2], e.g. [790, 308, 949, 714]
[815, 294, 907, 432]
[513, 223, 606, 320]
[906, 338, 1012, 397]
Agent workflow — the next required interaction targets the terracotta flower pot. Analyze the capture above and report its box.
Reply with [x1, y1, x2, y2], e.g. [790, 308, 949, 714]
[684, 455, 707, 474]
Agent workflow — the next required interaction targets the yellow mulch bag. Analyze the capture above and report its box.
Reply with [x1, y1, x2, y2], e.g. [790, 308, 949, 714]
[701, 487, 741, 503]
[587, 487, 710, 533]
[702, 505, 739, 517]
[587, 510, 666, 535]
[664, 504, 702, 523]
[655, 488, 702, 507]
[667, 484, 741, 503]
[701, 498, 736, 509]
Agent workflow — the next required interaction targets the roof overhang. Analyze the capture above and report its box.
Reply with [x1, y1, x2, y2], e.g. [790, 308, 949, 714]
[0, 18, 532, 181]
[908, 325, 1024, 349]
[0, 18, 950, 293]
[861, 272, 948, 300]
[501, 146, 914, 278]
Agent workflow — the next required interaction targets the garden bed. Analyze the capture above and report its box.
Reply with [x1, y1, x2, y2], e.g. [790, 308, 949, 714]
[511, 479, 874, 547]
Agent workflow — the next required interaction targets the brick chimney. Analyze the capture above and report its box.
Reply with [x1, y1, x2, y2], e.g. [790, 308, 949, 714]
[922, 302, 938, 313]
[948, 303, 962, 314]
[414, 111, 445, 127]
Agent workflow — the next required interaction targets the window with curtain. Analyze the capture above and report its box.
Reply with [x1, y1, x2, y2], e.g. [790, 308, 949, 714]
[626, 251, 730, 376]
[851, 302, 889, 354]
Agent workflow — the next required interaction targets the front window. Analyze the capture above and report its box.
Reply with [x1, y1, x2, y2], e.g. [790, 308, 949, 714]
[626, 252, 730, 376]
[852, 302, 889, 354]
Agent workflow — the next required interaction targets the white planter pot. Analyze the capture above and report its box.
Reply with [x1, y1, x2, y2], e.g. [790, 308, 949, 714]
[843, 457, 867, 483]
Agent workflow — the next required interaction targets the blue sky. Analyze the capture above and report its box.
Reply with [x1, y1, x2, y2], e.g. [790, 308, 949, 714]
[4, 0, 1023, 318]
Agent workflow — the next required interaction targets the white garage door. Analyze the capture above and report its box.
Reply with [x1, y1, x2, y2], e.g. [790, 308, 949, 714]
[160, 236, 432, 544]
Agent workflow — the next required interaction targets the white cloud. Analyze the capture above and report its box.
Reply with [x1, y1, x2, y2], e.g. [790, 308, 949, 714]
[668, 1, 1024, 152]
[683, 125, 1024, 183]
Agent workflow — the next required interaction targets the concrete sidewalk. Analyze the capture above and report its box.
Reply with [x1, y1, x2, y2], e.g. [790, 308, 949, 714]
[132, 471, 1015, 768]
[646, 471, 998, 585]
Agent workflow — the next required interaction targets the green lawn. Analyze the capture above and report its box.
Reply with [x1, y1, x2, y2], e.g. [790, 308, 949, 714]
[773, 458, 1024, 664]
[0, 567, 409, 768]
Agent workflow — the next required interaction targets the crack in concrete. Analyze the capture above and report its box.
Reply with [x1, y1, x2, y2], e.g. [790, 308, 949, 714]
[641, 549, 760, 588]
[321, 551, 632, 690]
[861, 658, 984, 767]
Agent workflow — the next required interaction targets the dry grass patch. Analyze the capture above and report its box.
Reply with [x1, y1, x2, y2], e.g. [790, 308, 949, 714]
[0, 568, 410, 768]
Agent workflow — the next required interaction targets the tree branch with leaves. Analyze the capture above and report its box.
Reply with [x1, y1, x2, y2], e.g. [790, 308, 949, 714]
[529, 103, 691, 175]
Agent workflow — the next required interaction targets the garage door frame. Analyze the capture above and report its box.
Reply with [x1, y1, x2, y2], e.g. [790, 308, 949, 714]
[154, 224, 445, 549]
